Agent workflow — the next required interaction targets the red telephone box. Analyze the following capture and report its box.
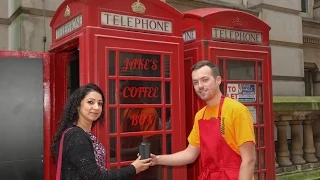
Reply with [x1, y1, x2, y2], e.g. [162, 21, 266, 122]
[182, 8, 275, 180]
[47, 0, 185, 180]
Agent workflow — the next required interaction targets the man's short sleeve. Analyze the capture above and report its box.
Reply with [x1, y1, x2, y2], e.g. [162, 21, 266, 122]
[187, 114, 201, 147]
[234, 107, 256, 147]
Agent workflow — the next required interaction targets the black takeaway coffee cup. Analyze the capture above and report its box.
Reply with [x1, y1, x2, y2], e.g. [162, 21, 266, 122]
[139, 142, 151, 159]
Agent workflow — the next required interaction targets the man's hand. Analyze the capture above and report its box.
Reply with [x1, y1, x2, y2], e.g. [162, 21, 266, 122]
[148, 144, 200, 166]
[150, 154, 158, 166]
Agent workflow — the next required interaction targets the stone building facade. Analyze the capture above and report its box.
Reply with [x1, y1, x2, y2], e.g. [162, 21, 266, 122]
[1, 0, 319, 96]
[1, 0, 320, 178]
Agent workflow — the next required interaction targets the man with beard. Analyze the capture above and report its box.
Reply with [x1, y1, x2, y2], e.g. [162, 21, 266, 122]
[150, 60, 256, 180]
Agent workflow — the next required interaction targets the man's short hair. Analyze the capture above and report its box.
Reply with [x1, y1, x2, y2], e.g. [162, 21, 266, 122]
[191, 60, 220, 78]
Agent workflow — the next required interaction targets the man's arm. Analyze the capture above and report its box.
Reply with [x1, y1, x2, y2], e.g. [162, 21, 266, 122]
[238, 141, 255, 180]
[151, 144, 200, 166]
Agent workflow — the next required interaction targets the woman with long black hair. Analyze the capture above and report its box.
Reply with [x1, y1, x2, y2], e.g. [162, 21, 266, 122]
[51, 83, 151, 180]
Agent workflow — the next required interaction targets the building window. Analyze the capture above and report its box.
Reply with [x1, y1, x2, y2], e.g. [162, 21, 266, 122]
[301, 0, 308, 13]
[304, 63, 318, 96]
[304, 69, 313, 96]
[300, 0, 314, 18]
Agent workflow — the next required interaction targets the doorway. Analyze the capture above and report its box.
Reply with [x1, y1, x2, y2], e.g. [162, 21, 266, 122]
[67, 49, 80, 96]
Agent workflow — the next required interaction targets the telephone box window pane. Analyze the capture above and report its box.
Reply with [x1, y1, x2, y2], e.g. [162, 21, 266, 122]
[120, 108, 161, 133]
[261, 172, 266, 180]
[120, 80, 161, 104]
[259, 106, 264, 125]
[167, 166, 172, 180]
[165, 82, 171, 104]
[260, 127, 264, 147]
[166, 134, 172, 154]
[109, 51, 115, 76]
[255, 150, 259, 170]
[165, 108, 171, 130]
[258, 84, 263, 102]
[248, 106, 257, 124]
[218, 59, 224, 79]
[119, 52, 161, 77]
[120, 135, 162, 162]
[109, 80, 116, 104]
[120, 165, 162, 179]
[110, 137, 116, 163]
[141, 166, 163, 180]
[226, 60, 255, 80]
[254, 127, 258, 148]
[109, 108, 116, 133]
[261, 149, 265, 169]
[254, 173, 258, 180]
[165, 55, 170, 78]
[258, 62, 262, 80]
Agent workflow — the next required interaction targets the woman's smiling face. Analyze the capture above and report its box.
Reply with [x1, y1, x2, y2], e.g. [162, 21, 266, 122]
[78, 91, 103, 122]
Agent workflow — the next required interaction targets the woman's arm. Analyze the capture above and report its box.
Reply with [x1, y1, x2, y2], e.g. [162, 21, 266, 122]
[65, 129, 136, 180]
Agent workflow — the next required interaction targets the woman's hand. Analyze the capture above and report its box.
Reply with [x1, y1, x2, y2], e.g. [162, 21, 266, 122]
[131, 156, 152, 174]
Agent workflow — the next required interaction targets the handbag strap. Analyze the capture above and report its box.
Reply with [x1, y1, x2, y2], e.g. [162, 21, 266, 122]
[56, 128, 72, 180]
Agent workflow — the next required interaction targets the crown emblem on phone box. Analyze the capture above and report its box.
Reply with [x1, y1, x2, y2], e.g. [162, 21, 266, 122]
[132, 0, 146, 14]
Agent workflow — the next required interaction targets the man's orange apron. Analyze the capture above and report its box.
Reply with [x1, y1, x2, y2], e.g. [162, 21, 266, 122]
[198, 96, 242, 180]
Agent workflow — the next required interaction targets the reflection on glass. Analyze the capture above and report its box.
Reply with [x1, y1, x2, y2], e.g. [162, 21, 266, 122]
[119, 52, 161, 77]
[109, 51, 115, 76]
[218, 59, 224, 79]
[165, 55, 170, 78]
[120, 135, 162, 162]
[109, 108, 116, 133]
[120, 80, 161, 104]
[261, 150, 265, 169]
[260, 128, 264, 147]
[120, 108, 161, 133]
[226, 60, 255, 80]
[165, 82, 171, 104]
[110, 137, 116, 163]
[258, 62, 262, 80]
[254, 174, 258, 180]
[109, 80, 116, 104]
[259, 106, 264, 125]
